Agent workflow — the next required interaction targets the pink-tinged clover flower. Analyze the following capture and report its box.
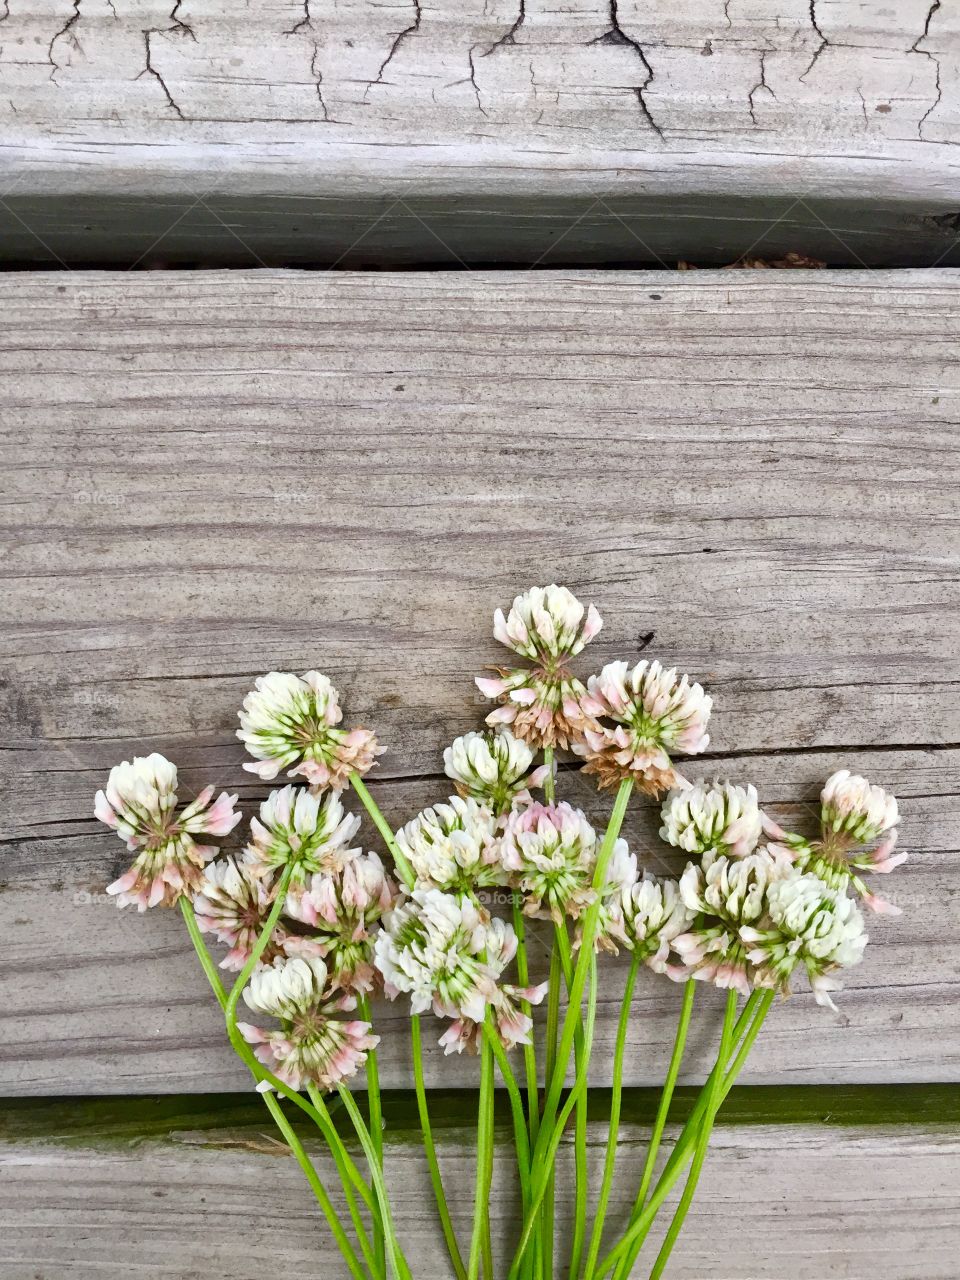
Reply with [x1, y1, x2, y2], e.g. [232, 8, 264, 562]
[497, 801, 619, 926]
[619, 875, 696, 973]
[374, 888, 507, 1026]
[244, 785, 361, 896]
[476, 584, 603, 750]
[660, 780, 761, 859]
[763, 771, 905, 914]
[740, 873, 867, 1011]
[238, 670, 382, 790]
[194, 857, 289, 971]
[95, 753, 241, 911]
[672, 847, 794, 996]
[443, 729, 549, 813]
[575, 659, 712, 795]
[238, 954, 378, 1091]
[282, 851, 397, 994]
[395, 795, 506, 895]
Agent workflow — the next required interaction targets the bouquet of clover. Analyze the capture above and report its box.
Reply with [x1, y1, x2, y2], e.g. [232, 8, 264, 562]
[95, 586, 906, 1280]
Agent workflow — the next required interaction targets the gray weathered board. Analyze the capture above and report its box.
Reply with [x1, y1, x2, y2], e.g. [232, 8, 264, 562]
[1, 1, 960, 265]
[2, 1104, 959, 1279]
[1, 268, 958, 1095]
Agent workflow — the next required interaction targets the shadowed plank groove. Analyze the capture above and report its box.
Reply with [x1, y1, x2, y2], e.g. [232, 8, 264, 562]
[1, 269, 958, 1093]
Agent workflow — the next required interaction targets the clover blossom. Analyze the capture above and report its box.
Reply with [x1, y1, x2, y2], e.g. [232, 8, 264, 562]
[95, 752, 241, 910]
[619, 875, 696, 973]
[476, 584, 603, 750]
[283, 852, 397, 994]
[438, 916, 548, 1054]
[395, 795, 506, 895]
[660, 780, 761, 859]
[576, 659, 712, 795]
[238, 670, 382, 789]
[741, 873, 868, 1011]
[193, 857, 289, 971]
[673, 847, 794, 995]
[443, 729, 549, 812]
[374, 888, 499, 1023]
[588, 842, 640, 954]
[498, 801, 617, 925]
[237, 954, 378, 1091]
[244, 785, 361, 895]
[764, 771, 905, 914]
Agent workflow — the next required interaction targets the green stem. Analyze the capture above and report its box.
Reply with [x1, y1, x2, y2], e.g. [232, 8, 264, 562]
[596, 990, 775, 1280]
[305, 1085, 377, 1213]
[306, 1084, 381, 1277]
[647, 989, 739, 1280]
[178, 898, 370, 1280]
[411, 1014, 468, 1280]
[633, 982, 696, 1213]
[224, 861, 294, 1036]
[350, 773, 415, 890]
[582, 951, 642, 1280]
[511, 900, 540, 1147]
[540, 945, 562, 1280]
[536, 779, 632, 1148]
[485, 1021, 531, 1210]
[358, 993, 386, 1275]
[339, 1086, 413, 1280]
[508, 960, 599, 1280]
[262, 1090, 371, 1280]
[552, 924, 588, 1280]
[542, 746, 555, 803]
[468, 1019, 497, 1280]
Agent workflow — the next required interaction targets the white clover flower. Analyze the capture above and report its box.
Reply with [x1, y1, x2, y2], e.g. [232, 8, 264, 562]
[660, 780, 761, 859]
[475, 585, 603, 750]
[589, 842, 640, 954]
[238, 670, 382, 790]
[238, 954, 378, 1091]
[374, 888, 500, 1023]
[395, 795, 505, 894]
[493, 584, 602, 662]
[620, 875, 696, 973]
[497, 801, 613, 925]
[741, 873, 868, 1011]
[282, 852, 397, 994]
[443, 729, 549, 812]
[575, 660, 712, 795]
[244, 785, 361, 892]
[193, 857, 289, 971]
[95, 753, 241, 911]
[821, 770, 899, 845]
[672, 847, 794, 995]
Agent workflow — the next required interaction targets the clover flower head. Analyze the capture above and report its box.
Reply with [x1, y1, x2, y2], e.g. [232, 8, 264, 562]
[95, 753, 241, 910]
[497, 801, 610, 925]
[576, 660, 712, 795]
[193, 857, 289, 971]
[740, 872, 868, 1011]
[493, 584, 602, 662]
[821, 770, 899, 845]
[589, 841, 640, 954]
[476, 585, 603, 750]
[443, 729, 549, 811]
[282, 852, 397, 994]
[660, 780, 761, 859]
[374, 888, 499, 1024]
[620, 875, 696, 972]
[244, 785, 361, 893]
[672, 847, 794, 995]
[395, 795, 504, 895]
[237, 954, 377, 1091]
[238, 670, 382, 789]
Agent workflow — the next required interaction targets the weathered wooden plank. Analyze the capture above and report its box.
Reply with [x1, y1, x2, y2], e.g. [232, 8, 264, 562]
[1, 3, 959, 265]
[1, 1096, 958, 1278]
[1, 270, 958, 1093]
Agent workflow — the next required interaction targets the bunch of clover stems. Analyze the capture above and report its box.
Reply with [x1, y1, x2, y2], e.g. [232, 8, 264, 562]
[95, 584, 906, 1280]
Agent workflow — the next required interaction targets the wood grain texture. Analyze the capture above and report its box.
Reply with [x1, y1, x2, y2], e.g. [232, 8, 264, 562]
[1, 269, 958, 1093]
[2, 1107, 959, 1278]
[1, 2, 960, 264]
